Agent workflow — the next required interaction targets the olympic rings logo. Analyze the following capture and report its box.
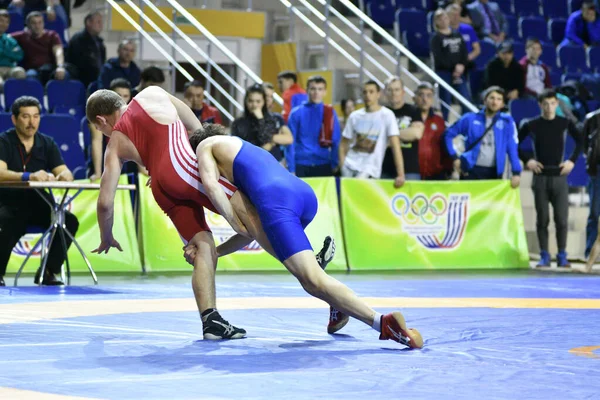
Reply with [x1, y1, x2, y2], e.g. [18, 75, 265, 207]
[391, 193, 448, 225]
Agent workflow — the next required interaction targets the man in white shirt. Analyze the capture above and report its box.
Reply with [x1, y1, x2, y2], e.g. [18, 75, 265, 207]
[339, 80, 405, 188]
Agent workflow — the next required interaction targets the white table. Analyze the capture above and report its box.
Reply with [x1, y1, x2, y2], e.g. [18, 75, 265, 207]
[0, 181, 136, 286]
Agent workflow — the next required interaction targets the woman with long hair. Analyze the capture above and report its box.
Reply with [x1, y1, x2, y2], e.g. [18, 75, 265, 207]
[230, 84, 293, 163]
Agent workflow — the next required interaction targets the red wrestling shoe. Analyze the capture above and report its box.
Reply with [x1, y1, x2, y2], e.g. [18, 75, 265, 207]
[379, 312, 423, 349]
[327, 306, 349, 334]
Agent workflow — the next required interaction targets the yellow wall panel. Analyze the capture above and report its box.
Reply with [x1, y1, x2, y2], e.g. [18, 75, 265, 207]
[111, 6, 265, 38]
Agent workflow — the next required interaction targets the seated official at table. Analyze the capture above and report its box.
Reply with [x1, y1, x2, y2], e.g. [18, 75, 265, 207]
[0, 96, 79, 286]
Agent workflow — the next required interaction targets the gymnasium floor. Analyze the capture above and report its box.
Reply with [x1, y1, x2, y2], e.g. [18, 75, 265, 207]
[1, 271, 599, 400]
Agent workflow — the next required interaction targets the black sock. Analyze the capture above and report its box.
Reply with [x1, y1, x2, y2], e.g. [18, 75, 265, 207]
[201, 308, 218, 323]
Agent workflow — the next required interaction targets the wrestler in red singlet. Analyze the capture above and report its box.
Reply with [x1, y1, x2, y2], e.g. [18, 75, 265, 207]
[113, 99, 237, 242]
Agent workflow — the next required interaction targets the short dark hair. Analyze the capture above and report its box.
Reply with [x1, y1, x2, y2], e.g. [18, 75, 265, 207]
[141, 66, 165, 84]
[364, 80, 381, 92]
[538, 88, 557, 103]
[25, 11, 43, 26]
[306, 75, 327, 89]
[86, 89, 126, 123]
[11, 96, 41, 117]
[189, 123, 227, 151]
[109, 78, 131, 92]
[84, 10, 102, 25]
[262, 82, 275, 90]
[0, 10, 10, 21]
[526, 37, 542, 48]
[482, 85, 505, 101]
[183, 80, 204, 93]
[416, 81, 434, 92]
[277, 70, 297, 83]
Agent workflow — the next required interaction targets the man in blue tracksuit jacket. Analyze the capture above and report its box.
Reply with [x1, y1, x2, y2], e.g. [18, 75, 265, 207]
[444, 85, 522, 187]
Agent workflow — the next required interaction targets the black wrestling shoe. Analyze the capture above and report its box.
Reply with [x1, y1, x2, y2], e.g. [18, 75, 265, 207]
[202, 310, 246, 340]
[34, 268, 64, 286]
[316, 236, 336, 270]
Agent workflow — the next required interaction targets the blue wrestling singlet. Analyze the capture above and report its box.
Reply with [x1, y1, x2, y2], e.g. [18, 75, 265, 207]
[232, 139, 318, 262]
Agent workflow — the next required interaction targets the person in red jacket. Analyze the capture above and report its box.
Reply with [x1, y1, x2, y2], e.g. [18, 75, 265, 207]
[519, 37, 552, 98]
[414, 82, 452, 180]
[277, 70, 308, 123]
[184, 80, 223, 124]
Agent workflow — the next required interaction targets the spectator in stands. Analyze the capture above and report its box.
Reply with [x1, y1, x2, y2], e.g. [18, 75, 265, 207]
[133, 66, 164, 96]
[444, 85, 521, 186]
[263, 81, 276, 113]
[484, 41, 524, 101]
[277, 70, 307, 123]
[0, 96, 79, 286]
[12, 11, 66, 84]
[89, 78, 135, 180]
[0, 10, 25, 87]
[231, 83, 293, 164]
[384, 76, 424, 180]
[66, 10, 105, 87]
[414, 82, 451, 180]
[518, 89, 581, 268]
[183, 80, 222, 124]
[438, 0, 472, 24]
[339, 80, 405, 187]
[447, 4, 481, 70]
[430, 8, 470, 119]
[97, 39, 140, 90]
[286, 75, 340, 177]
[467, 0, 508, 43]
[583, 107, 600, 260]
[520, 37, 552, 99]
[8, 0, 68, 23]
[340, 98, 355, 131]
[561, 0, 600, 48]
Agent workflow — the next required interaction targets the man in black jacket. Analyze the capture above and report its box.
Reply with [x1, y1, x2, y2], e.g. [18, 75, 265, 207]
[583, 108, 600, 271]
[484, 41, 524, 101]
[66, 10, 105, 87]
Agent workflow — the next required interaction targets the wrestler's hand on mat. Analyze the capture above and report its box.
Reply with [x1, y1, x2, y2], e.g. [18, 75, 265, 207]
[92, 236, 123, 254]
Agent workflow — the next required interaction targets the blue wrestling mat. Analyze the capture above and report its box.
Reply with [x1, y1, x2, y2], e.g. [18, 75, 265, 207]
[0, 273, 599, 399]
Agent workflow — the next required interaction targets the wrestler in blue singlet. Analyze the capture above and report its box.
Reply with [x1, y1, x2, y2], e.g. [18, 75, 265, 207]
[232, 138, 318, 262]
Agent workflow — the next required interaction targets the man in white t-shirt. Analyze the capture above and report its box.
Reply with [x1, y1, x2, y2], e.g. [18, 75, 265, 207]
[339, 80, 405, 188]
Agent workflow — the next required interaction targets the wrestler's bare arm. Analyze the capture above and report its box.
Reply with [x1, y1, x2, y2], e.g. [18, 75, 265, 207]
[93, 138, 124, 254]
[167, 93, 203, 135]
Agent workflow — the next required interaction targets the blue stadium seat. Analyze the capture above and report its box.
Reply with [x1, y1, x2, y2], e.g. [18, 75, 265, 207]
[367, 1, 396, 30]
[396, 9, 429, 57]
[558, 44, 589, 72]
[3, 79, 44, 111]
[46, 80, 86, 110]
[541, 42, 558, 70]
[513, 40, 526, 61]
[569, 0, 584, 13]
[587, 100, 600, 112]
[543, 0, 569, 18]
[589, 47, 600, 72]
[496, 0, 513, 15]
[520, 16, 548, 40]
[44, 14, 68, 46]
[87, 81, 99, 97]
[548, 18, 567, 44]
[514, 0, 542, 16]
[509, 98, 541, 126]
[506, 15, 519, 38]
[39, 115, 86, 178]
[54, 105, 85, 125]
[550, 69, 563, 86]
[565, 136, 587, 187]
[397, 0, 423, 9]
[562, 71, 583, 83]
[469, 68, 485, 103]
[0, 112, 12, 132]
[7, 12, 23, 34]
[475, 39, 498, 69]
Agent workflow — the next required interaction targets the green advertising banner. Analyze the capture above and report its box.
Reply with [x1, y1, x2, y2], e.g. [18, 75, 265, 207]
[139, 175, 347, 271]
[341, 179, 529, 270]
[7, 176, 142, 275]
